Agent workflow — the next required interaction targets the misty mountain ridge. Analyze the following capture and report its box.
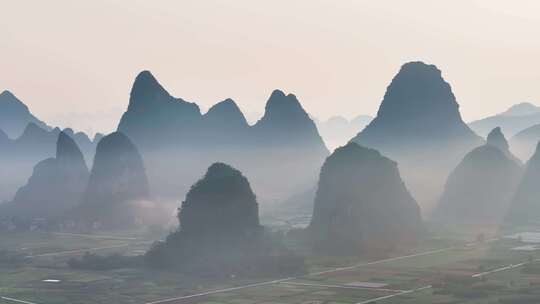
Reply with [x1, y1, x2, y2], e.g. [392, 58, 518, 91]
[0, 122, 99, 203]
[501, 102, 540, 117]
[469, 102, 540, 137]
[0, 132, 89, 219]
[0, 90, 100, 161]
[510, 123, 540, 161]
[0, 90, 50, 138]
[316, 115, 373, 150]
[117, 71, 329, 205]
[0, 91, 102, 203]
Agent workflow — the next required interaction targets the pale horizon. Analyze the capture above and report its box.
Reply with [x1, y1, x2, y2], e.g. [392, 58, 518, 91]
[1, 0, 539, 135]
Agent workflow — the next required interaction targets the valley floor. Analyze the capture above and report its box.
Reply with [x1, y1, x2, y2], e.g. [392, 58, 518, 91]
[2, 228, 540, 304]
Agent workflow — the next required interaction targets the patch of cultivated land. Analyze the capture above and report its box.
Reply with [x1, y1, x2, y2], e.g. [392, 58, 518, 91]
[2, 231, 540, 303]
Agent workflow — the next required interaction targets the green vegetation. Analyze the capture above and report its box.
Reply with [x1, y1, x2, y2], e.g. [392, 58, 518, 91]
[2, 227, 540, 304]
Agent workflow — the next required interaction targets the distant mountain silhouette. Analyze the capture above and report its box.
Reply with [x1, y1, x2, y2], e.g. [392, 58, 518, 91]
[0, 123, 59, 202]
[0, 123, 98, 202]
[352, 61, 480, 149]
[350, 61, 482, 211]
[251, 90, 326, 148]
[61, 128, 97, 164]
[0, 90, 50, 138]
[1, 132, 89, 219]
[205, 98, 248, 128]
[316, 115, 372, 150]
[117, 71, 201, 148]
[76, 132, 150, 229]
[510, 123, 540, 161]
[506, 142, 540, 225]
[117, 71, 328, 204]
[0, 92, 98, 203]
[309, 143, 422, 254]
[469, 102, 540, 137]
[501, 102, 540, 116]
[434, 128, 522, 226]
[486, 127, 521, 165]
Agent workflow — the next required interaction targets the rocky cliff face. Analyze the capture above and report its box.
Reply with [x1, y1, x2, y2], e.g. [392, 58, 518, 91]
[506, 142, 540, 225]
[1, 132, 89, 219]
[78, 132, 150, 229]
[309, 143, 422, 254]
[350, 62, 483, 212]
[434, 128, 522, 226]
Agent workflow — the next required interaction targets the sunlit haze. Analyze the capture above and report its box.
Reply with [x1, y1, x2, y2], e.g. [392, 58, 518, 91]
[1, 0, 539, 134]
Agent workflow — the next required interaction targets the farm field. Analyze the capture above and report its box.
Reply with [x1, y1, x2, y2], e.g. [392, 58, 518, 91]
[2, 229, 540, 304]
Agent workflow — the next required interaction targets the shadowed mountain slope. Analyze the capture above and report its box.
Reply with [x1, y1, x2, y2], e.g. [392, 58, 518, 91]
[510, 123, 540, 161]
[309, 143, 422, 254]
[507, 142, 540, 225]
[0, 122, 98, 203]
[350, 61, 483, 212]
[1, 132, 89, 219]
[145, 163, 262, 268]
[76, 132, 150, 229]
[433, 128, 522, 226]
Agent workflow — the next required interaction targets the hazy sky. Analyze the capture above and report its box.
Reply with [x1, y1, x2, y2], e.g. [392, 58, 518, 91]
[1, 0, 539, 135]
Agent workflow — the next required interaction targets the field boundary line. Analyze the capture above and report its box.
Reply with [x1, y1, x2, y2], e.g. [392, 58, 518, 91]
[145, 277, 295, 304]
[355, 285, 432, 304]
[49, 232, 140, 240]
[0, 296, 38, 304]
[279, 281, 407, 292]
[472, 262, 526, 278]
[26, 244, 132, 258]
[309, 246, 457, 276]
